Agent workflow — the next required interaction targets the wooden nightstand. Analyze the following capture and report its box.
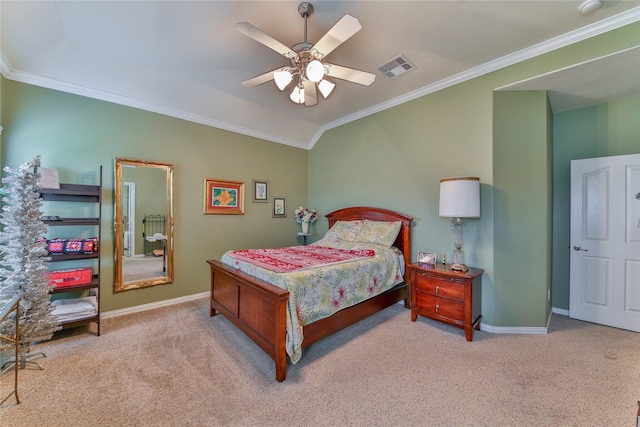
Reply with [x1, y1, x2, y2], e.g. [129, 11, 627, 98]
[409, 263, 483, 341]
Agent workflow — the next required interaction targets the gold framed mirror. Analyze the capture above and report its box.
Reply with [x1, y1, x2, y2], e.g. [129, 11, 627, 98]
[114, 158, 174, 292]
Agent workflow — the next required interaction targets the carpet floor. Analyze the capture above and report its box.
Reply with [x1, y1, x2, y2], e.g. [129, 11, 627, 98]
[122, 256, 165, 282]
[1, 298, 638, 426]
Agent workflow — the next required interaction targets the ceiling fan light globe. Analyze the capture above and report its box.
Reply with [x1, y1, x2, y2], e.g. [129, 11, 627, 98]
[318, 79, 335, 99]
[274, 70, 293, 91]
[306, 60, 325, 83]
[290, 85, 305, 104]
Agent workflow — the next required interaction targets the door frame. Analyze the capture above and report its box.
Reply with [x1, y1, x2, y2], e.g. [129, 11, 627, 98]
[569, 153, 640, 332]
[123, 181, 136, 257]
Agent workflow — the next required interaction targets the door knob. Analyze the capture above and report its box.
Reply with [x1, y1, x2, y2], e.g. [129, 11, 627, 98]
[573, 246, 588, 252]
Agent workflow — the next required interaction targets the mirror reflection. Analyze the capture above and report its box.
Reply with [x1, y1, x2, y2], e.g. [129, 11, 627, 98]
[114, 158, 174, 292]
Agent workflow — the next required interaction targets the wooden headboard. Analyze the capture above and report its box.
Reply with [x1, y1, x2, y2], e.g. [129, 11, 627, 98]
[325, 206, 413, 271]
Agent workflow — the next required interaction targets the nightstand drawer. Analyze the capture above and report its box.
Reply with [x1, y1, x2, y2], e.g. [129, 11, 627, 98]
[413, 273, 465, 300]
[415, 292, 465, 321]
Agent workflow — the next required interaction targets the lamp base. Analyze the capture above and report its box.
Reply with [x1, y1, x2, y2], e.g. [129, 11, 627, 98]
[449, 262, 468, 272]
[451, 247, 466, 272]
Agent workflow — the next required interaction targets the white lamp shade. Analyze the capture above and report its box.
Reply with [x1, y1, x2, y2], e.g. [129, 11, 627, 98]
[306, 60, 325, 83]
[289, 85, 305, 104]
[274, 70, 293, 91]
[317, 79, 335, 99]
[439, 177, 480, 218]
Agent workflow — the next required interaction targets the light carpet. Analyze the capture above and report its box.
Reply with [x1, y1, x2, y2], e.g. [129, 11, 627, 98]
[122, 256, 165, 282]
[1, 298, 638, 426]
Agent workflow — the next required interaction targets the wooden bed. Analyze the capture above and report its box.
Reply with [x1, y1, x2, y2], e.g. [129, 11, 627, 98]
[207, 206, 413, 381]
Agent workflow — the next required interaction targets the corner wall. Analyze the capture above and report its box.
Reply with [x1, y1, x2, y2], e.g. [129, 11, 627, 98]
[493, 91, 552, 326]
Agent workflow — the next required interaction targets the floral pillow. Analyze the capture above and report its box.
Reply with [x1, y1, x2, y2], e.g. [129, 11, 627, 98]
[324, 219, 402, 248]
[324, 220, 365, 242]
[353, 220, 402, 248]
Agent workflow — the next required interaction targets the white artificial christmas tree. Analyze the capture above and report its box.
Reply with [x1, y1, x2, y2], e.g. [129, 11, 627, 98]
[0, 156, 60, 368]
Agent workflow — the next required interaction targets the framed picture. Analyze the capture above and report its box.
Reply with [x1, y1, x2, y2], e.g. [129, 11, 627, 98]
[204, 179, 245, 215]
[252, 179, 269, 203]
[417, 251, 437, 264]
[272, 196, 286, 218]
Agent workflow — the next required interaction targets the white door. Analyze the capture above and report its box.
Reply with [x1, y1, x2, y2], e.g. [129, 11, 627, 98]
[123, 182, 135, 257]
[570, 153, 640, 332]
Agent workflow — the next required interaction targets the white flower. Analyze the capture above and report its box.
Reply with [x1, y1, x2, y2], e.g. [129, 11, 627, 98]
[294, 206, 317, 224]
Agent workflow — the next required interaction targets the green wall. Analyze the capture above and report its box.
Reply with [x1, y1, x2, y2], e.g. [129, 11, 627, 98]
[309, 77, 496, 324]
[551, 96, 640, 310]
[1, 23, 638, 327]
[0, 81, 308, 312]
[309, 23, 639, 327]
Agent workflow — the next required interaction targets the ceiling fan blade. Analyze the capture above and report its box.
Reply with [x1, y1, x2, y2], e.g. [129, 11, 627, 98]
[325, 64, 376, 86]
[236, 22, 298, 59]
[241, 69, 278, 88]
[303, 80, 318, 107]
[312, 14, 362, 59]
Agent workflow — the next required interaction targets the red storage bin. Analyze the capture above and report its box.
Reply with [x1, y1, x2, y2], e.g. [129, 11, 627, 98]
[48, 267, 93, 288]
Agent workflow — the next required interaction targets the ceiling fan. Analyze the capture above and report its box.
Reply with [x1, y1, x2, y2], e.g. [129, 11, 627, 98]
[236, 1, 376, 107]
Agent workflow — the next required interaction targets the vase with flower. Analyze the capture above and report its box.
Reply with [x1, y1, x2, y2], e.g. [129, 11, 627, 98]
[294, 206, 317, 234]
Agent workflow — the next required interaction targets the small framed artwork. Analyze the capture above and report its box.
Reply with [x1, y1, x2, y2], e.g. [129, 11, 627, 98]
[417, 251, 437, 265]
[272, 196, 286, 218]
[204, 179, 245, 215]
[252, 179, 269, 203]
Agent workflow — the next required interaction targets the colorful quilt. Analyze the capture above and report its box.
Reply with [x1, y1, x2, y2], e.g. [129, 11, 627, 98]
[221, 237, 403, 364]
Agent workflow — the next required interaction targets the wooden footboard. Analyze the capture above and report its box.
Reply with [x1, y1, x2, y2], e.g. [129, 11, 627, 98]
[208, 259, 289, 381]
[208, 206, 413, 382]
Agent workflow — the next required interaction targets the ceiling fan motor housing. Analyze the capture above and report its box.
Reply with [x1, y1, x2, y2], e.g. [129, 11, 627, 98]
[298, 2, 314, 18]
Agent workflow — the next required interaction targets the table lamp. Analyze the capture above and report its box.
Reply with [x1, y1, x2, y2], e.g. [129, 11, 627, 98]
[439, 177, 480, 272]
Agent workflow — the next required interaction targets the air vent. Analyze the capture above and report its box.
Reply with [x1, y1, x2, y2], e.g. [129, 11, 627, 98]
[377, 55, 415, 79]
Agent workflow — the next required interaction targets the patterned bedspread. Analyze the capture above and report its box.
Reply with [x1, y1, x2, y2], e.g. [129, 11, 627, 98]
[220, 237, 403, 363]
[226, 245, 375, 273]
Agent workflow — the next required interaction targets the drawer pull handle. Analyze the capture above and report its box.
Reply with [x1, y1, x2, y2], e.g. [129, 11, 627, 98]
[435, 285, 439, 293]
[435, 304, 439, 312]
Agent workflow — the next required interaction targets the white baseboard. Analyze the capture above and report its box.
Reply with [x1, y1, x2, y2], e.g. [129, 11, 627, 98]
[479, 322, 549, 334]
[101, 291, 209, 319]
[479, 309, 553, 334]
[552, 306, 570, 316]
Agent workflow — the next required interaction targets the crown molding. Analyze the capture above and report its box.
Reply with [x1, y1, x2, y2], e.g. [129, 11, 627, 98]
[0, 51, 13, 77]
[308, 6, 640, 150]
[4, 69, 309, 149]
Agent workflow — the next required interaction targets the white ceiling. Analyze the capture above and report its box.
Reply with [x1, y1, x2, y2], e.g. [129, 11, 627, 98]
[498, 45, 640, 111]
[2, 1, 639, 149]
